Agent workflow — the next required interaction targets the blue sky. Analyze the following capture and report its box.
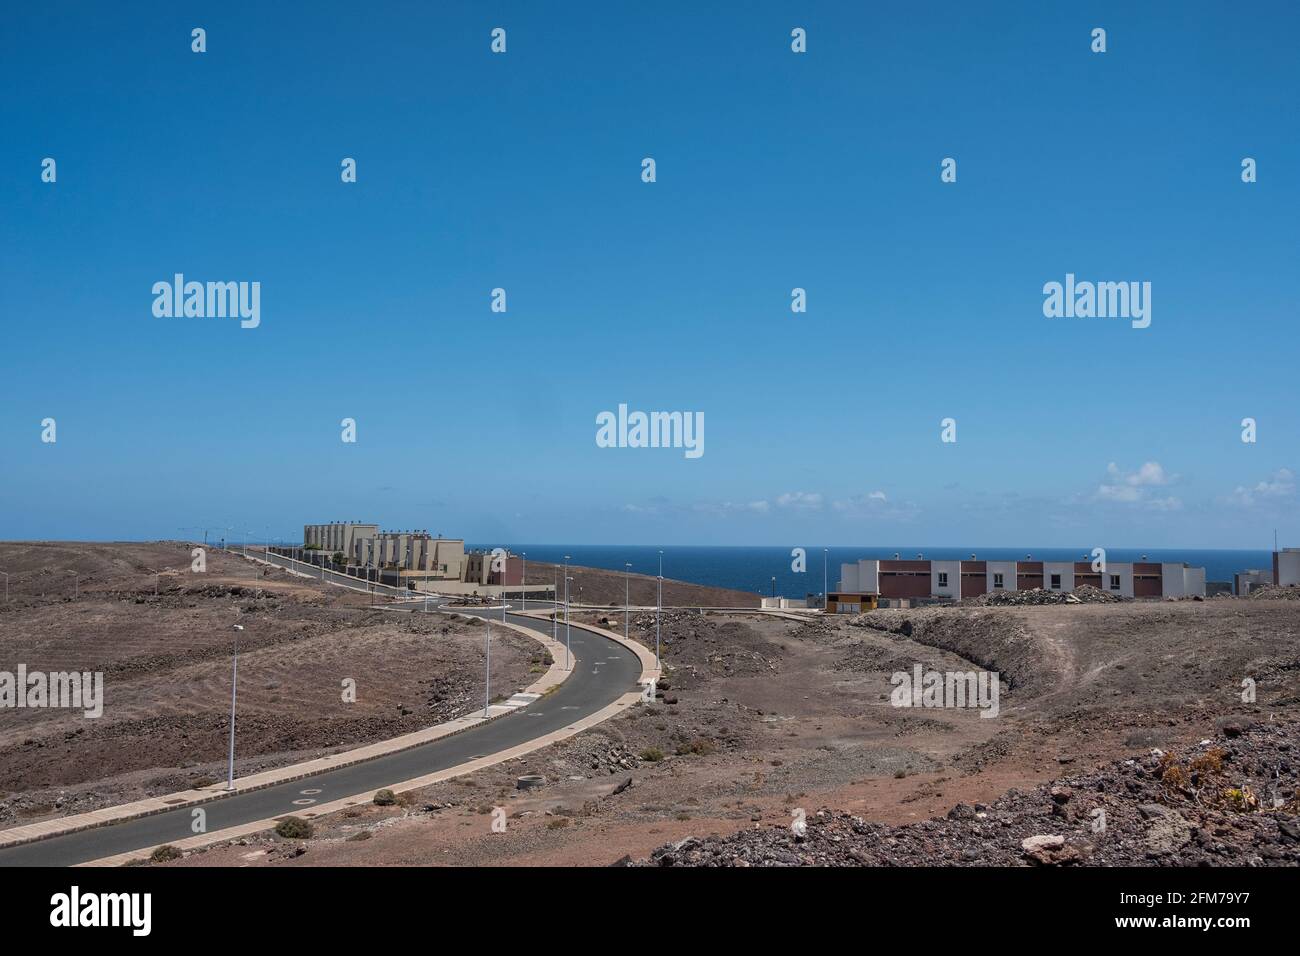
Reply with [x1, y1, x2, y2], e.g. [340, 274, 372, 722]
[1, 1, 1296, 549]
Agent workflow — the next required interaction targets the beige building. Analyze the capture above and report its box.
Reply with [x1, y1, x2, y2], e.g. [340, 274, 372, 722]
[355, 532, 465, 581]
[303, 522, 379, 558]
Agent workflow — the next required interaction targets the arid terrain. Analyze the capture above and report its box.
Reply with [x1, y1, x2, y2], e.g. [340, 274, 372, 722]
[0, 542, 545, 825]
[523, 560, 758, 608]
[150, 587, 1300, 868]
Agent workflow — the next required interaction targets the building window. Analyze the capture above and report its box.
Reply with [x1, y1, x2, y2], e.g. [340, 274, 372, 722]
[1110, 575, 1121, 591]
[937, 572, 948, 587]
[993, 573, 1004, 589]
[1050, 574, 1062, 590]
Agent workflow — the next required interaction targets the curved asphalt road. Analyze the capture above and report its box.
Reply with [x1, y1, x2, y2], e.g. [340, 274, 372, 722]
[0, 603, 641, 867]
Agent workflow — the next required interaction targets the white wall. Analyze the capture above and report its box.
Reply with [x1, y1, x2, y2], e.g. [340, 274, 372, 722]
[859, 560, 879, 593]
[1161, 563, 1187, 598]
[1043, 562, 1074, 592]
[1183, 566, 1206, 598]
[1103, 562, 1135, 598]
[840, 562, 859, 592]
[1278, 551, 1300, 586]
[986, 560, 1016, 592]
[932, 560, 960, 599]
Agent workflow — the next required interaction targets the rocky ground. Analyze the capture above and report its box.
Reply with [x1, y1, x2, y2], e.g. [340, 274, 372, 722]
[637, 718, 1300, 866]
[524, 561, 758, 609]
[157, 593, 1300, 868]
[0, 542, 540, 823]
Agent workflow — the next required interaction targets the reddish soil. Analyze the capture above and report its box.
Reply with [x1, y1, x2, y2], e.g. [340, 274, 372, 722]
[167, 597, 1300, 867]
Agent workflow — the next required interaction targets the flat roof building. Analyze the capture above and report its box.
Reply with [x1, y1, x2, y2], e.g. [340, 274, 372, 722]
[1274, 548, 1300, 587]
[841, 555, 1206, 602]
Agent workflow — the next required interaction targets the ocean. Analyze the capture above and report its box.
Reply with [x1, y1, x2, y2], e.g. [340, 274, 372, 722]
[470, 545, 1273, 598]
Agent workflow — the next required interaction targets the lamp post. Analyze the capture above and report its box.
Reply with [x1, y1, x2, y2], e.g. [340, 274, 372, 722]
[625, 562, 631, 638]
[227, 624, 244, 790]
[1, 571, 8, 603]
[484, 620, 491, 718]
[823, 547, 828, 611]
[564, 575, 573, 670]
[656, 550, 663, 671]
[521, 552, 526, 612]
[70, 571, 79, 600]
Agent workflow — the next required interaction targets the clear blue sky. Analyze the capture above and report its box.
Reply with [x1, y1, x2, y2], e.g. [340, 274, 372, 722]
[2, 1, 1296, 549]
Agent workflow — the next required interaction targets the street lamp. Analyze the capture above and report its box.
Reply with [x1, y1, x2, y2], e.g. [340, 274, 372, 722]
[484, 620, 492, 718]
[624, 562, 632, 638]
[564, 575, 574, 669]
[227, 624, 244, 790]
[823, 547, 829, 612]
[656, 550, 663, 671]
[521, 551, 527, 612]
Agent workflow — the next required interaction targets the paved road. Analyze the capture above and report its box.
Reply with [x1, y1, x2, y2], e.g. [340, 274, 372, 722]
[0, 603, 640, 867]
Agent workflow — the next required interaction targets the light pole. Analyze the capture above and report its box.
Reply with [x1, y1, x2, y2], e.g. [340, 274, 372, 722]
[1, 571, 8, 603]
[521, 552, 526, 612]
[656, 550, 663, 671]
[227, 624, 243, 790]
[625, 562, 631, 638]
[564, 575, 573, 669]
[552, 568, 559, 644]
[70, 571, 79, 600]
[823, 548, 828, 611]
[484, 620, 491, 718]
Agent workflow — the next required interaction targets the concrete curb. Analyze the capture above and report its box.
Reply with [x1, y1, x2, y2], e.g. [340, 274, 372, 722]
[0, 608, 571, 855]
[76, 615, 658, 866]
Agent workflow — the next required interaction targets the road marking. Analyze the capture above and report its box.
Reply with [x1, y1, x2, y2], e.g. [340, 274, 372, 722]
[292, 799, 316, 806]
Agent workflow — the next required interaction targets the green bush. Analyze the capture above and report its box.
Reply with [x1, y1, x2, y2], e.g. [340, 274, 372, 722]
[373, 789, 396, 806]
[639, 747, 665, 762]
[274, 816, 313, 839]
[149, 844, 182, 863]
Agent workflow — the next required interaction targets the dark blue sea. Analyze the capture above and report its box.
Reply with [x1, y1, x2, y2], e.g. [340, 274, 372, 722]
[471, 545, 1272, 598]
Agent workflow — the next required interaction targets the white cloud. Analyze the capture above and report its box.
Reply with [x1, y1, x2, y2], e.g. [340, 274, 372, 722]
[775, 491, 823, 511]
[1106, 460, 1175, 487]
[691, 499, 771, 517]
[1226, 468, 1296, 508]
[1096, 461, 1180, 510]
[832, 491, 918, 520]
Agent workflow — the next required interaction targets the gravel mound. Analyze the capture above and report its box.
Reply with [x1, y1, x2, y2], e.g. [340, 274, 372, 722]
[1250, 586, 1300, 601]
[967, 586, 1123, 607]
[633, 718, 1300, 866]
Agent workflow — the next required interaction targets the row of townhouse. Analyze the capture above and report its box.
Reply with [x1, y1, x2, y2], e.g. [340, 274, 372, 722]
[837, 556, 1206, 606]
[300, 522, 523, 586]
